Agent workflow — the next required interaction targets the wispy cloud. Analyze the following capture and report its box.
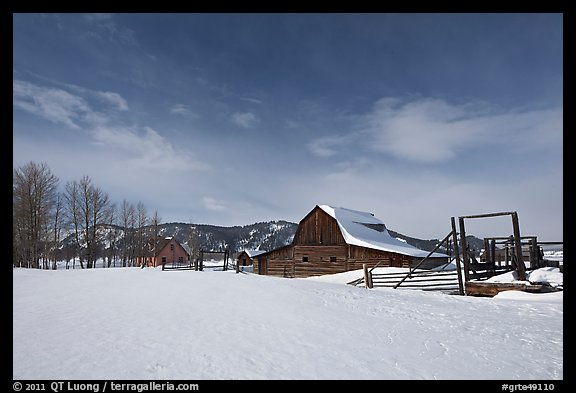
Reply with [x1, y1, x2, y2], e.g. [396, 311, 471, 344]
[13, 79, 128, 128]
[22, 72, 130, 112]
[232, 112, 260, 128]
[95, 91, 129, 111]
[90, 126, 207, 172]
[83, 13, 138, 47]
[241, 97, 263, 105]
[170, 104, 198, 119]
[307, 135, 352, 158]
[13, 80, 92, 129]
[308, 97, 563, 163]
[14, 78, 206, 173]
[203, 196, 227, 212]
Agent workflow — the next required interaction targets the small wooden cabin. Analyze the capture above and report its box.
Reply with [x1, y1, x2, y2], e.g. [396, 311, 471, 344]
[253, 205, 448, 278]
[236, 250, 266, 267]
[136, 237, 191, 268]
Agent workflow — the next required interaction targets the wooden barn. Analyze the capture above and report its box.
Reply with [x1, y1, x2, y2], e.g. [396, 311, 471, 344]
[136, 237, 191, 268]
[253, 205, 448, 278]
[236, 250, 266, 267]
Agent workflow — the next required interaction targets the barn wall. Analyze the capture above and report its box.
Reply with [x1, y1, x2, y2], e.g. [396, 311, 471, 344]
[259, 245, 435, 278]
[155, 241, 190, 267]
[293, 207, 345, 246]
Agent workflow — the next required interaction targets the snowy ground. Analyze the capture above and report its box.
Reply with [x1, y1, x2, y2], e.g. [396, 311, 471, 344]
[13, 266, 562, 380]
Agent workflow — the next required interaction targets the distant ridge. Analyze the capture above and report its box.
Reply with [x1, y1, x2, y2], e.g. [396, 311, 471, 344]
[58, 220, 484, 260]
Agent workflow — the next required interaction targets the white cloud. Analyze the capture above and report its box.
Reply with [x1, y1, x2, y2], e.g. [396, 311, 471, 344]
[13, 79, 130, 127]
[203, 197, 227, 212]
[89, 126, 207, 172]
[170, 104, 198, 119]
[307, 135, 351, 157]
[13, 80, 91, 129]
[83, 13, 113, 22]
[232, 112, 260, 128]
[96, 91, 129, 111]
[241, 97, 263, 105]
[308, 97, 563, 163]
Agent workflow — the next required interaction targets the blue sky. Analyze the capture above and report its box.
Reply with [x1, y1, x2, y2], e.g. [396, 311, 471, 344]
[13, 13, 563, 241]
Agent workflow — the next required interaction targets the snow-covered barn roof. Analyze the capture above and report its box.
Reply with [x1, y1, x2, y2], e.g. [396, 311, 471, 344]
[243, 250, 267, 258]
[317, 205, 447, 258]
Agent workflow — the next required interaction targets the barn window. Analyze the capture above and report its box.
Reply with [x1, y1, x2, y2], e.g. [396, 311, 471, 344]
[161, 256, 167, 264]
[178, 256, 183, 263]
[302, 256, 309, 262]
[170, 244, 174, 251]
[330, 256, 337, 262]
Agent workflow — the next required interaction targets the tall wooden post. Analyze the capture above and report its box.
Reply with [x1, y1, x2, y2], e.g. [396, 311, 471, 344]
[458, 217, 470, 282]
[511, 212, 526, 281]
[363, 264, 373, 289]
[483, 238, 489, 262]
[490, 239, 496, 268]
[451, 218, 464, 295]
[529, 237, 538, 269]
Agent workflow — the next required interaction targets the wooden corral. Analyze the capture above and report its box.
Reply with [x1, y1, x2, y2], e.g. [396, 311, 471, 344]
[348, 211, 562, 296]
[195, 249, 230, 271]
[253, 205, 447, 278]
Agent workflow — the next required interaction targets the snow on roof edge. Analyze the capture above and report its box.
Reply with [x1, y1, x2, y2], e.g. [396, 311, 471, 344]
[317, 204, 447, 258]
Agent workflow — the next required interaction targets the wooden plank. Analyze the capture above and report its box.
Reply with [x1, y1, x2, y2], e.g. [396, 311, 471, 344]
[463, 281, 548, 297]
[459, 212, 516, 219]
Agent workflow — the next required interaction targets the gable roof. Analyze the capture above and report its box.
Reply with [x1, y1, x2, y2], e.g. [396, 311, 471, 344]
[243, 250, 267, 258]
[317, 205, 447, 258]
[154, 237, 190, 257]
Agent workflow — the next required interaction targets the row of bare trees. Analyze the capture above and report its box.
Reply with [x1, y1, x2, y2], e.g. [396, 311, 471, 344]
[13, 161, 169, 269]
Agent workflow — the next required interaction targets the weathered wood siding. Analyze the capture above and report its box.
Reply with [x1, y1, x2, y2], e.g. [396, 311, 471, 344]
[253, 245, 293, 276]
[260, 245, 421, 278]
[293, 207, 345, 246]
[236, 251, 253, 266]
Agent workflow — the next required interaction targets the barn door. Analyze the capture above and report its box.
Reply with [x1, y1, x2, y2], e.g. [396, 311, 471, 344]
[258, 257, 267, 275]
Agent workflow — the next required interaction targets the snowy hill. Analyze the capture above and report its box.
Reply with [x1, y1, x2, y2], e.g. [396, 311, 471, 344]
[13, 267, 562, 380]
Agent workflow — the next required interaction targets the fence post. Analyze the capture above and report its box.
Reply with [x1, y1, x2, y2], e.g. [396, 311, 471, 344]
[511, 212, 526, 281]
[363, 264, 373, 289]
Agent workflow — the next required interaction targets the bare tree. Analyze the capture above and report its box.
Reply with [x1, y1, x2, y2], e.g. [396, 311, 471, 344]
[149, 211, 162, 267]
[120, 200, 135, 267]
[64, 180, 83, 269]
[134, 202, 148, 267]
[186, 224, 202, 264]
[50, 193, 64, 270]
[13, 161, 59, 268]
[64, 176, 110, 268]
[90, 184, 110, 268]
[105, 203, 118, 268]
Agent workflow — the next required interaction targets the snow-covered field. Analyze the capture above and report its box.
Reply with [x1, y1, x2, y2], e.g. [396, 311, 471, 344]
[13, 267, 562, 380]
